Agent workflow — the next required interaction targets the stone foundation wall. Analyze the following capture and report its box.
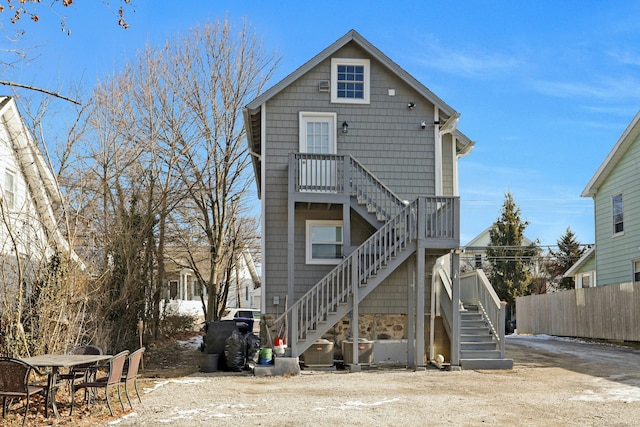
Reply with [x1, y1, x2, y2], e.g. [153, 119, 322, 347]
[263, 313, 452, 362]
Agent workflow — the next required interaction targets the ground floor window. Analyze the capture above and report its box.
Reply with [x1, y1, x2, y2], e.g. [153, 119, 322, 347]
[634, 260, 640, 283]
[306, 220, 343, 264]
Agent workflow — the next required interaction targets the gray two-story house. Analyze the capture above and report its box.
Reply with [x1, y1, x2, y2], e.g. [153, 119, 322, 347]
[244, 30, 510, 370]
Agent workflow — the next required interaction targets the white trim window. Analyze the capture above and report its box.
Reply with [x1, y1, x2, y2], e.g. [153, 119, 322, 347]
[634, 260, 640, 283]
[4, 170, 15, 210]
[306, 220, 343, 264]
[612, 193, 624, 235]
[331, 58, 370, 104]
[578, 273, 591, 288]
[299, 112, 337, 154]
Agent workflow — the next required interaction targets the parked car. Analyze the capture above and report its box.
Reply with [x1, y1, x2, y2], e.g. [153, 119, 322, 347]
[221, 308, 261, 334]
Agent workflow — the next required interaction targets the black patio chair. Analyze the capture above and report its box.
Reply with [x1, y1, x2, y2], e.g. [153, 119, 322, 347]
[0, 357, 48, 427]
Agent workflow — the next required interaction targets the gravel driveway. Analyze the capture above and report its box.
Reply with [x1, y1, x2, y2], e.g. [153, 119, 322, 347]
[103, 335, 640, 426]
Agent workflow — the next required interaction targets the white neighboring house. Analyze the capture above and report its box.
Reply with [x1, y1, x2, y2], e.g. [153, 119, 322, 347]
[163, 246, 261, 319]
[563, 245, 596, 289]
[0, 96, 81, 296]
[463, 225, 536, 271]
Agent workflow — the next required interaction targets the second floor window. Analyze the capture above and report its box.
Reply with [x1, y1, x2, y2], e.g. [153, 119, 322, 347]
[474, 254, 482, 269]
[612, 193, 623, 235]
[331, 58, 370, 104]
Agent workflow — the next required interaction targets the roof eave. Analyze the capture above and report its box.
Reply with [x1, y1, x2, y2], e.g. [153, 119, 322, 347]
[582, 110, 640, 197]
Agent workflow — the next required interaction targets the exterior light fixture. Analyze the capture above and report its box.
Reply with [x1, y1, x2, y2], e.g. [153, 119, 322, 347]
[342, 121, 349, 134]
[408, 102, 415, 109]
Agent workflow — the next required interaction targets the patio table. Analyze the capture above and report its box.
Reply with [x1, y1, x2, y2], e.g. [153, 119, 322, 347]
[21, 353, 112, 417]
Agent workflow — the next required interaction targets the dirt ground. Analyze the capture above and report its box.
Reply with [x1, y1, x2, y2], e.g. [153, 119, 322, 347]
[101, 334, 640, 427]
[5, 333, 640, 426]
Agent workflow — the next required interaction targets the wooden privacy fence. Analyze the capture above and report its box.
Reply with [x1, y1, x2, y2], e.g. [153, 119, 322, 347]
[516, 282, 640, 342]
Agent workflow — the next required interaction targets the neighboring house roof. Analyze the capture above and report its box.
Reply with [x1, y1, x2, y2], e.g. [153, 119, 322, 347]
[582, 110, 640, 197]
[0, 96, 83, 267]
[243, 29, 475, 196]
[464, 225, 535, 251]
[563, 245, 595, 278]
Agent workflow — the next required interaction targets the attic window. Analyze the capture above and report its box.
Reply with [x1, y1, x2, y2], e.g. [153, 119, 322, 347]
[331, 58, 370, 104]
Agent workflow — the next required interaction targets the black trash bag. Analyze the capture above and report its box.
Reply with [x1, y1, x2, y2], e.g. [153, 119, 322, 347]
[224, 329, 247, 372]
[245, 334, 261, 369]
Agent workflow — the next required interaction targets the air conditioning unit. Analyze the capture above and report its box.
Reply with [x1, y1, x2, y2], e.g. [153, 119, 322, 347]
[342, 338, 374, 366]
[303, 339, 334, 368]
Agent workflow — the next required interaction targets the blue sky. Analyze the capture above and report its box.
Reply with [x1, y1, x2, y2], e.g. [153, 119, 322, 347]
[3, 1, 640, 247]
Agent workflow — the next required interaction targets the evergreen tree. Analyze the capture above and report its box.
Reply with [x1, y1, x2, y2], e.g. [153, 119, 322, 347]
[546, 227, 586, 290]
[486, 192, 539, 318]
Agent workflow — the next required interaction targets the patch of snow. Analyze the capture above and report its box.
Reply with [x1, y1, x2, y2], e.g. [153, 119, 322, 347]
[107, 412, 138, 425]
[571, 377, 640, 403]
[313, 397, 401, 412]
[177, 335, 203, 349]
[143, 378, 206, 394]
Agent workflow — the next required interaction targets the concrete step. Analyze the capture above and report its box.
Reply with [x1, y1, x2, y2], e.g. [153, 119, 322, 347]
[460, 358, 513, 370]
[254, 356, 301, 377]
[460, 349, 502, 359]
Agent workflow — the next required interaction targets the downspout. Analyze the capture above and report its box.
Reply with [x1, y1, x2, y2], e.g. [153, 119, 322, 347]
[434, 106, 442, 196]
[429, 256, 445, 362]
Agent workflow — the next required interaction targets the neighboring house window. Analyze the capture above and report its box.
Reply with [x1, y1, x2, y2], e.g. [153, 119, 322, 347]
[634, 261, 640, 283]
[579, 273, 591, 288]
[331, 58, 370, 104]
[169, 280, 178, 299]
[4, 170, 15, 209]
[306, 220, 343, 264]
[474, 254, 482, 269]
[612, 193, 624, 235]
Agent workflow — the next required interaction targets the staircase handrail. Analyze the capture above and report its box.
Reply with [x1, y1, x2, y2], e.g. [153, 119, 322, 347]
[271, 200, 418, 345]
[347, 155, 407, 221]
[461, 269, 506, 358]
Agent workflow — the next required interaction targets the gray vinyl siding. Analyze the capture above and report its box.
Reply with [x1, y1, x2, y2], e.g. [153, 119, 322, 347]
[263, 42, 446, 315]
[593, 132, 640, 286]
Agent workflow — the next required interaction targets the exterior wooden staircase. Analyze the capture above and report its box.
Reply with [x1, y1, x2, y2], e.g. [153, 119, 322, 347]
[280, 153, 475, 364]
[459, 304, 513, 369]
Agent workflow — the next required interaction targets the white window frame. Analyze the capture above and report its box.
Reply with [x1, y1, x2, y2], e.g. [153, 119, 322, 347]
[633, 260, 640, 283]
[4, 170, 15, 210]
[299, 112, 337, 153]
[331, 58, 370, 104]
[306, 220, 344, 265]
[578, 273, 590, 288]
[612, 193, 624, 236]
